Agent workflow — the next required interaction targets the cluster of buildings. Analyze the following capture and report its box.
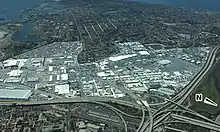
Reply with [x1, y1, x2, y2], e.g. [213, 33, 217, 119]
[0, 55, 76, 100]
[0, 102, 119, 132]
[76, 121, 105, 132]
[0, 105, 106, 132]
[0, 105, 65, 132]
[85, 41, 211, 99]
[0, 40, 211, 101]
[93, 65, 188, 98]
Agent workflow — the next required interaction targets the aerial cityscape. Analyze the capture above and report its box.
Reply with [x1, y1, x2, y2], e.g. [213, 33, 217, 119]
[0, 0, 220, 132]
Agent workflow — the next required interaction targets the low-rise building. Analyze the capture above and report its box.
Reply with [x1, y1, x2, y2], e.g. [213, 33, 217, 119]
[7, 70, 23, 77]
[3, 59, 19, 68]
[4, 77, 21, 83]
[55, 84, 70, 94]
[0, 89, 32, 100]
[61, 74, 68, 80]
[157, 88, 175, 96]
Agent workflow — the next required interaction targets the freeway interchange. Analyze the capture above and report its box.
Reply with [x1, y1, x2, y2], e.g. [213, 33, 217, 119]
[146, 44, 220, 132]
[1, 45, 220, 132]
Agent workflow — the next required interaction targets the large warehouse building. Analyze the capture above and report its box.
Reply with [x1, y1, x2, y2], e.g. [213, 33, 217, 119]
[0, 89, 32, 100]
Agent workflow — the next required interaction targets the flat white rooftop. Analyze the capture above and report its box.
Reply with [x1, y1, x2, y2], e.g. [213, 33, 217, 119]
[0, 89, 32, 100]
[158, 60, 171, 65]
[7, 70, 23, 77]
[3, 59, 18, 67]
[139, 51, 150, 55]
[55, 84, 70, 95]
[109, 54, 137, 61]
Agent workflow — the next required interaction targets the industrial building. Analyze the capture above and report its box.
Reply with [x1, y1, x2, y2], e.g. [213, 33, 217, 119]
[3, 59, 19, 68]
[55, 84, 70, 95]
[157, 60, 171, 65]
[0, 89, 32, 100]
[7, 70, 23, 77]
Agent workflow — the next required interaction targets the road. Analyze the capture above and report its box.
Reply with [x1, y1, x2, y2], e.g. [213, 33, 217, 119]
[148, 45, 220, 132]
[1, 45, 219, 131]
[0, 96, 144, 109]
[113, 68, 153, 132]
[0, 83, 64, 99]
[175, 45, 220, 105]
[0, 68, 153, 132]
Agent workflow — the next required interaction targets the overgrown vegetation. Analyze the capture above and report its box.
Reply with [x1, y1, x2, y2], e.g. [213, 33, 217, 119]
[190, 55, 220, 116]
[210, 26, 220, 36]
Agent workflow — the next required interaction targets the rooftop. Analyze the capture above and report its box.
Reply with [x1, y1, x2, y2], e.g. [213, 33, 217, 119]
[109, 54, 137, 61]
[55, 84, 70, 94]
[158, 60, 171, 65]
[0, 89, 32, 100]
[139, 51, 150, 55]
[7, 70, 23, 77]
[3, 59, 18, 67]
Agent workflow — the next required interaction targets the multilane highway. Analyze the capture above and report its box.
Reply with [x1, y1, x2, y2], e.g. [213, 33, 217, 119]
[175, 45, 220, 105]
[1, 45, 220, 131]
[146, 45, 220, 132]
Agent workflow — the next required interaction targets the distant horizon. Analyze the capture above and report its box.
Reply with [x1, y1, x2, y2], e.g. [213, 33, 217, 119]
[1, 0, 220, 21]
[128, 0, 220, 12]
